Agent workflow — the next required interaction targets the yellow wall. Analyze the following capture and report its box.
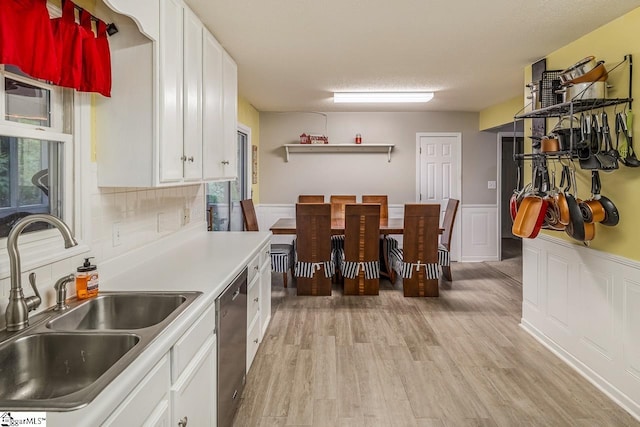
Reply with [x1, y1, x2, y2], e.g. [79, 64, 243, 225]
[525, 7, 640, 260]
[238, 96, 261, 202]
[479, 95, 523, 131]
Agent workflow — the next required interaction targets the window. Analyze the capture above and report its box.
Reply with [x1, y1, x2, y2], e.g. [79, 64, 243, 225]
[0, 65, 72, 239]
[207, 129, 249, 231]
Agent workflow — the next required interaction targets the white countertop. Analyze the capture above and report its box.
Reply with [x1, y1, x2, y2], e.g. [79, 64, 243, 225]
[47, 230, 271, 426]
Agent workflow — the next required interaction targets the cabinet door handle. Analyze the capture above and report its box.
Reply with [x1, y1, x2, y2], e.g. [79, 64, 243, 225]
[254, 265, 259, 271]
[180, 155, 187, 162]
[254, 297, 259, 302]
[178, 416, 188, 427]
[221, 160, 230, 165]
[253, 338, 259, 344]
[187, 156, 194, 162]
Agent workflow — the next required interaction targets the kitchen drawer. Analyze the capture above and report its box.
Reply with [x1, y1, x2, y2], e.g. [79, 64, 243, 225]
[171, 304, 215, 382]
[247, 252, 260, 284]
[246, 315, 260, 372]
[247, 277, 260, 326]
[259, 243, 271, 268]
[103, 353, 170, 426]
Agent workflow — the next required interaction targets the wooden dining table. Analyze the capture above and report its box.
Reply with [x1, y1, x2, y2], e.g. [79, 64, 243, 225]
[270, 217, 443, 235]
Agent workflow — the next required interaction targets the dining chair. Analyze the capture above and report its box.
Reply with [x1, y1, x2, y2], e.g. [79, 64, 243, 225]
[362, 195, 393, 281]
[439, 198, 459, 281]
[298, 195, 324, 203]
[294, 203, 334, 296]
[329, 195, 356, 221]
[240, 199, 293, 288]
[389, 204, 441, 297]
[337, 203, 381, 295]
[361, 195, 388, 221]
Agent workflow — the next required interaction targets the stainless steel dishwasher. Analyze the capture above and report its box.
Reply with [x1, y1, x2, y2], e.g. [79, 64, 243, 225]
[216, 267, 247, 427]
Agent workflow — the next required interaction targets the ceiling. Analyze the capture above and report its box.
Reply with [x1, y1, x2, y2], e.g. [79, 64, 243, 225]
[185, 0, 640, 113]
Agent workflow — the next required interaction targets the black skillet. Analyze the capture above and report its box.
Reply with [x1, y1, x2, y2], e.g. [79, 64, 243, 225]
[561, 165, 585, 241]
[592, 171, 620, 226]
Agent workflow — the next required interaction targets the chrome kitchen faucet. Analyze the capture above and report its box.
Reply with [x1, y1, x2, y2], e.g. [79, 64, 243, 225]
[5, 214, 78, 331]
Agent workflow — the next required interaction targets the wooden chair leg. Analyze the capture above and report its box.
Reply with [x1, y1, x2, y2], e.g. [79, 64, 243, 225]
[283, 271, 288, 288]
[442, 265, 452, 281]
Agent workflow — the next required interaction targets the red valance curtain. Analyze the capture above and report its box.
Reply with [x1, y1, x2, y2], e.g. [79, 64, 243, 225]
[0, 0, 112, 97]
[0, 0, 60, 82]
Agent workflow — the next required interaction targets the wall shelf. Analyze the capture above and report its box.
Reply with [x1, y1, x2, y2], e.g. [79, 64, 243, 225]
[283, 143, 395, 162]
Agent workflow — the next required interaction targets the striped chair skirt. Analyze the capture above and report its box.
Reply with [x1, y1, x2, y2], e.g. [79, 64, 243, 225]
[386, 236, 450, 280]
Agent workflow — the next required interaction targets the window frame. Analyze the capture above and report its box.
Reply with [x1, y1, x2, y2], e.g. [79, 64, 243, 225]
[0, 68, 89, 274]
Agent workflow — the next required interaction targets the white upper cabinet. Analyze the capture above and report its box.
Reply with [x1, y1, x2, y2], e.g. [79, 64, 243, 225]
[182, 7, 204, 181]
[96, 0, 238, 187]
[203, 35, 238, 181]
[202, 30, 224, 181]
[221, 51, 238, 180]
[159, 0, 185, 183]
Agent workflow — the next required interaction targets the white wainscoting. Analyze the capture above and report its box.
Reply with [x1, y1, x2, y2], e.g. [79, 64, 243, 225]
[522, 235, 640, 421]
[258, 203, 500, 263]
[459, 204, 498, 262]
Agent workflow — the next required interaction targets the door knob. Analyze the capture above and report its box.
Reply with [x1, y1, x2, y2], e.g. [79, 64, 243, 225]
[178, 416, 188, 427]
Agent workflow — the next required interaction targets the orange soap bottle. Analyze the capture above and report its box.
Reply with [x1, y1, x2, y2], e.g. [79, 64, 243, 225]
[76, 257, 99, 300]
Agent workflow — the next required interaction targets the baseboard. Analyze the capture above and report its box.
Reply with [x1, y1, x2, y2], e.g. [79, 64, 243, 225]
[520, 319, 640, 422]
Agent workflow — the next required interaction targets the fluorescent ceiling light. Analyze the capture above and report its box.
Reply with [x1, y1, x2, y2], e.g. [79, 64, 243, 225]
[333, 92, 434, 103]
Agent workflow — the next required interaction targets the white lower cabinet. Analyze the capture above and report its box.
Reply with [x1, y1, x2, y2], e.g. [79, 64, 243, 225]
[246, 255, 261, 372]
[171, 336, 216, 427]
[102, 354, 171, 426]
[246, 242, 273, 372]
[143, 399, 171, 427]
[104, 304, 217, 427]
[259, 252, 272, 338]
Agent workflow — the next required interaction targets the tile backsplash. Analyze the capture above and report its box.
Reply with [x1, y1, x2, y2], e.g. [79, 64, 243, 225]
[0, 183, 206, 329]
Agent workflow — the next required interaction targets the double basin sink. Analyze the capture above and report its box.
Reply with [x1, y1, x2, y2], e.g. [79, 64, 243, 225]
[0, 291, 201, 410]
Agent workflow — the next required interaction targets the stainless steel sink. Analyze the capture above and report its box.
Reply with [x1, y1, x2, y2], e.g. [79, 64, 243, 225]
[47, 293, 191, 330]
[0, 291, 202, 410]
[0, 333, 139, 401]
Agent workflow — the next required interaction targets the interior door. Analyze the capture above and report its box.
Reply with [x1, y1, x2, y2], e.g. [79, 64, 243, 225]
[416, 132, 462, 261]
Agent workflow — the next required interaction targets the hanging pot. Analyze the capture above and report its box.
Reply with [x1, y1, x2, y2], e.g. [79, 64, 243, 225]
[541, 137, 560, 153]
[556, 81, 608, 102]
[559, 56, 598, 85]
[579, 171, 606, 223]
[526, 81, 542, 110]
[568, 61, 608, 84]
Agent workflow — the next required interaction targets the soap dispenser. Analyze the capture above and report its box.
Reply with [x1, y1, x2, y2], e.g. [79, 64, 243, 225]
[76, 257, 99, 300]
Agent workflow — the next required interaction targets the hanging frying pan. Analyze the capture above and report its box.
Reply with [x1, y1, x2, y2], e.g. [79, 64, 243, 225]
[555, 165, 570, 226]
[592, 171, 620, 226]
[512, 164, 548, 239]
[512, 195, 548, 238]
[563, 166, 586, 241]
[543, 167, 564, 231]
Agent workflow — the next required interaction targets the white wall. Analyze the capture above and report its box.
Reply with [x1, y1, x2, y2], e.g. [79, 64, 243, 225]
[522, 235, 640, 420]
[259, 111, 497, 205]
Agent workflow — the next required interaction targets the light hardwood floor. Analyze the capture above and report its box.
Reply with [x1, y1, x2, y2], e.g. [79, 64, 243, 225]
[234, 262, 639, 426]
